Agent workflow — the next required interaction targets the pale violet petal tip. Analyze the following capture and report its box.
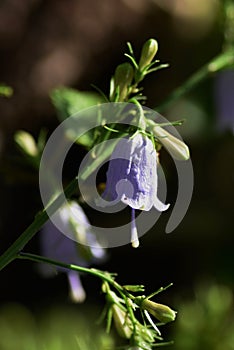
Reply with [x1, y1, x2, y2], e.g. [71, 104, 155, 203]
[154, 197, 170, 212]
[67, 271, 86, 303]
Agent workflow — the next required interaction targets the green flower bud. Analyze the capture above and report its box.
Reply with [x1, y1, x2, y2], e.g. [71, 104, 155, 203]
[139, 39, 158, 71]
[14, 130, 38, 157]
[113, 63, 134, 101]
[112, 304, 133, 339]
[149, 123, 190, 160]
[142, 299, 177, 324]
[123, 285, 145, 293]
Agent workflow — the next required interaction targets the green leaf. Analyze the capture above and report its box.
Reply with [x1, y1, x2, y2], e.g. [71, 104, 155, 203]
[51, 87, 105, 148]
[51, 87, 104, 120]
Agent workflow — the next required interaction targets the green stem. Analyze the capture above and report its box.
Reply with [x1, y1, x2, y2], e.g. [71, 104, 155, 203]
[156, 49, 234, 113]
[17, 252, 122, 292]
[0, 177, 77, 271]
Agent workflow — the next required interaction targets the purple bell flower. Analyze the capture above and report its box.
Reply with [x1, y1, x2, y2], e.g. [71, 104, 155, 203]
[39, 201, 106, 302]
[100, 133, 169, 247]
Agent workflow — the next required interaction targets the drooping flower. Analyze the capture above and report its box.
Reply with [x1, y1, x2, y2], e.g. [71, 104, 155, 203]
[100, 133, 169, 247]
[39, 200, 106, 302]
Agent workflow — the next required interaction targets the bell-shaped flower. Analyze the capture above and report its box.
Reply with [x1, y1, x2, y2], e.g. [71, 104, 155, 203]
[39, 200, 106, 302]
[100, 133, 169, 247]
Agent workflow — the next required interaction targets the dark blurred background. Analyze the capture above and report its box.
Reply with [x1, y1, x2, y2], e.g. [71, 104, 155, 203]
[0, 0, 233, 348]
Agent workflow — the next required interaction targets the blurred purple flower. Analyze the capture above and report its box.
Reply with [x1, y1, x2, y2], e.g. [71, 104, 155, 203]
[100, 133, 169, 247]
[214, 70, 234, 133]
[40, 201, 106, 303]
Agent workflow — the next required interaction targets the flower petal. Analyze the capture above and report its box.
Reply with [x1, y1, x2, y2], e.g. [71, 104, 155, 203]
[67, 270, 86, 303]
[101, 134, 169, 212]
[154, 197, 170, 212]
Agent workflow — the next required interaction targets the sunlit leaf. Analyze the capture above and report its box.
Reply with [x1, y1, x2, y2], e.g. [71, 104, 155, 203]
[51, 87, 105, 148]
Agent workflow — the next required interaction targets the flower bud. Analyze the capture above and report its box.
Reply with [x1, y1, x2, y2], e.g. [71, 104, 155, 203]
[14, 130, 38, 157]
[139, 39, 158, 71]
[112, 304, 133, 339]
[123, 285, 145, 292]
[141, 299, 176, 324]
[113, 63, 134, 101]
[152, 125, 190, 160]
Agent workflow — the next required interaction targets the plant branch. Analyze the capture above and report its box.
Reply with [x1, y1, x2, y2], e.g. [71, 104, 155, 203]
[17, 251, 122, 292]
[156, 49, 234, 113]
[0, 177, 77, 271]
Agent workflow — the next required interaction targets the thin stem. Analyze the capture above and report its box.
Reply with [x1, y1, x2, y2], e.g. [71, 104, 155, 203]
[17, 252, 123, 292]
[156, 49, 234, 113]
[223, 0, 234, 51]
[18, 253, 139, 333]
[129, 98, 146, 130]
[0, 177, 77, 271]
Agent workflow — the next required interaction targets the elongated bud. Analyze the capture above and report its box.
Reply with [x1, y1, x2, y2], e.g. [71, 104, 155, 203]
[141, 299, 176, 323]
[113, 63, 134, 101]
[112, 304, 133, 339]
[123, 285, 145, 293]
[151, 124, 190, 160]
[14, 130, 38, 157]
[139, 39, 158, 71]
